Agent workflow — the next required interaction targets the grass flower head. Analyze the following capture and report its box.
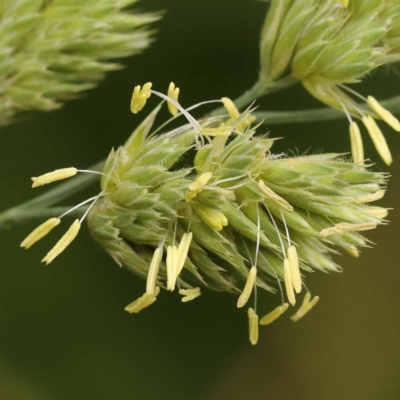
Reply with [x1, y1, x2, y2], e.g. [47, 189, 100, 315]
[21, 84, 389, 344]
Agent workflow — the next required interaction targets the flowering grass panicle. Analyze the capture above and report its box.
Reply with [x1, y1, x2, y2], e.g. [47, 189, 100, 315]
[260, 0, 400, 165]
[21, 84, 389, 344]
[0, 0, 160, 124]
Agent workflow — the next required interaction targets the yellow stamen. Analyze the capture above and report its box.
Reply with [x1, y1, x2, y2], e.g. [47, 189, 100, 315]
[179, 287, 201, 302]
[258, 180, 293, 212]
[349, 122, 364, 164]
[287, 246, 302, 294]
[185, 172, 213, 201]
[130, 82, 152, 114]
[220, 98, 255, 131]
[237, 115, 256, 132]
[291, 293, 319, 322]
[356, 189, 385, 203]
[247, 307, 259, 345]
[199, 126, 232, 137]
[171, 246, 178, 290]
[222, 189, 236, 202]
[344, 245, 360, 258]
[166, 245, 179, 291]
[283, 258, 296, 306]
[165, 233, 193, 292]
[31, 167, 77, 188]
[41, 219, 81, 265]
[362, 116, 392, 166]
[221, 97, 240, 120]
[20, 218, 60, 249]
[367, 96, 400, 132]
[146, 247, 163, 295]
[177, 232, 193, 274]
[167, 82, 180, 116]
[195, 205, 228, 231]
[259, 303, 289, 325]
[364, 207, 388, 219]
[338, 0, 349, 7]
[237, 266, 257, 308]
[320, 222, 377, 237]
[125, 287, 160, 314]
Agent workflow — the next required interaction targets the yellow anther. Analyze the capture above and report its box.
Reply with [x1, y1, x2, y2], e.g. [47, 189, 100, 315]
[166, 245, 178, 291]
[259, 303, 289, 325]
[237, 266, 257, 308]
[166, 233, 193, 292]
[287, 246, 302, 294]
[291, 292, 319, 322]
[199, 126, 232, 137]
[167, 82, 180, 116]
[31, 167, 77, 188]
[41, 219, 81, 265]
[220, 98, 255, 131]
[367, 96, 400, 132]
[247, 307, 259, 345]
[364, 207, 388, 219]
[130, 82, 152, 114]
[356, 189, 385, 203]
[125, 287, 160, 314]
[185, 172, 213, 202]
[179, 287, 201, 302]
[258, 180, 293, 212]
[349, 122, 364, 164]
[283, 258, 296, 306]
[344, 245, 360, 258]
[362, 116, 392, 166]
[338, 0, 349, 7]
[176, 232, 193, 275]
[221, 97, 240, 120]
[236, 115, 256, 132]
[320, 222, 377, 237]
[219, 188, 236, 202]
[146, 247, 163, 295]
[195, 205, 228, 231]
[20, 218, 60, 249]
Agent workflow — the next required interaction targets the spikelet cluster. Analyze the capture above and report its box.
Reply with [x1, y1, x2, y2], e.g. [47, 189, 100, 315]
[21, 85, 389, 343]
[81, 86, 388, 341]
[0, 0, 160, 124]
[260, 0, 400, 165]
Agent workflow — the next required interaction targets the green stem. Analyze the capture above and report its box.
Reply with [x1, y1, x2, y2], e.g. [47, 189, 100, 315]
[0, 207, 87, 230]
[0, 161, 104, 230]
[209, 75, 297, 116]
[254, 95, 400, 125]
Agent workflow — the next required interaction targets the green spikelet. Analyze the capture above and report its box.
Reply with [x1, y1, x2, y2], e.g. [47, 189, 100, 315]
[0, 0, 160, 124]
[86, 99, 388, 302]
[19, 85, 390, 340]
[260, 0, 394, 83]
[259, 0, 400, 165]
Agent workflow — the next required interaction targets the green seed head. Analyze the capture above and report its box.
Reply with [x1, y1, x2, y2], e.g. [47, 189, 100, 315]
[260, 0, 393, 83]
[20, 84, 390, 340]
[86, 97, 388, 298]
[259, 0, 400, 166]
[0, 0, 160, 124]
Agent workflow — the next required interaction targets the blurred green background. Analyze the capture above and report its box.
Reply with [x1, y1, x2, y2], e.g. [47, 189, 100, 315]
[1, 1, 400, 399]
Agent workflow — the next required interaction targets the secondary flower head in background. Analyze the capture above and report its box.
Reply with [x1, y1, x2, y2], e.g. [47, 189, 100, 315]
[21, 84, 389, 344]
[0, 0, 160, 125]
[260, 0, 400, 165]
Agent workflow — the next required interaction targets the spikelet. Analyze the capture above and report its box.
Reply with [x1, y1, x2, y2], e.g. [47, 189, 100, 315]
[0, 0, 160, 125]
[259, 0, 400, 164]
[20, 85, 389, 344]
